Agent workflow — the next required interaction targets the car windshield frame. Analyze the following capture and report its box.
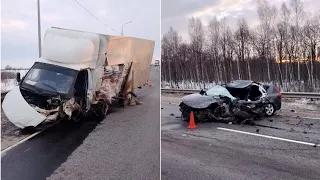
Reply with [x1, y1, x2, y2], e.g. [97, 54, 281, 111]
[20, 62, 79, 97]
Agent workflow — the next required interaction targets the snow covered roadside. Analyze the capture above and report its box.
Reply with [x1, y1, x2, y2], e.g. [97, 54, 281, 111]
[1, 79, 18, 93]
[281, 98, 320, 111]
[1, 69, 28, 93]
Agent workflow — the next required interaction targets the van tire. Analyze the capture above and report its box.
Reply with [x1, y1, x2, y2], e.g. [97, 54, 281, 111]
[96, 103, 108, 120]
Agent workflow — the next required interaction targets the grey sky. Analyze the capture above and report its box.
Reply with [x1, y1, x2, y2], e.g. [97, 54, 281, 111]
[162, 0, 320, 40]
[1, 0, 160, 68]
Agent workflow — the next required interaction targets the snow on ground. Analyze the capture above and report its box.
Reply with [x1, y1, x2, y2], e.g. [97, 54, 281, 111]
[282, 98, 320, 111]
[161, 80, 320, 92]
[1, 79, 18, 93]
[2, 69, 29, 77]
[1, 69, 29, 93]
[161, 81, 218, 90]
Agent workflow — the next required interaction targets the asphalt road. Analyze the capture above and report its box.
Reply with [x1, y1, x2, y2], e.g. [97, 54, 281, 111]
[1, 67, 160, 180]
[161, 102, 320, 180]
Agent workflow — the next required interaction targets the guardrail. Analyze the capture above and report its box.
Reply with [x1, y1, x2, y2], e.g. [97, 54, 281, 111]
[161, 88, 320, 99]
[2, 88, 320, 101]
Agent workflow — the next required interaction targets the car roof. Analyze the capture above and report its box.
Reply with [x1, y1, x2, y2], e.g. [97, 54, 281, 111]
[226, 80, 254, 89]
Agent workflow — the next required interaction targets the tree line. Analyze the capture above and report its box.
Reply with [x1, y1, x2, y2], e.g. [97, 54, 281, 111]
[161, 0, 320, 92]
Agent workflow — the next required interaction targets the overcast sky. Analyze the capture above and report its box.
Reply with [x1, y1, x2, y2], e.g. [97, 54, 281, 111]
[1, 0, 160, 68]
[162, 0, 319, 40]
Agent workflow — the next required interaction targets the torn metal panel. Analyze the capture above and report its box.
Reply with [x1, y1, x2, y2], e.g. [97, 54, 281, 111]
[96, 63, 132, 103]
[63, 97, 81, 118]
[30, 105, 60, 123]
[45, 112, 60, 123]
[106, 36, 155, 89]
[31, 105, 60, 116]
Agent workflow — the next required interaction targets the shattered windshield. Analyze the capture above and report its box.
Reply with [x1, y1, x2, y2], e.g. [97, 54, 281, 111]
[206, 85, 236, 101]
[22, 62, 78, 95]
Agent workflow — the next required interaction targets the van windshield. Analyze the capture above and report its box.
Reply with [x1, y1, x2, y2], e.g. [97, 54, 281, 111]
[21, 62, 78, 96]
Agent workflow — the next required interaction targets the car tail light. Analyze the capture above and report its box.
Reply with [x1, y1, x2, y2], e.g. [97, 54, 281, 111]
[275, 86, 282, 98]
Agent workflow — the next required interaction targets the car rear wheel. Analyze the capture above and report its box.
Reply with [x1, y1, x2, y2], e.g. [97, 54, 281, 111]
[264, 103, 275, 116]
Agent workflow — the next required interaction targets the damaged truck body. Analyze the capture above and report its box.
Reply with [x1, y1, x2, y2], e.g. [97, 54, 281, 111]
[2, 27, 155, 129]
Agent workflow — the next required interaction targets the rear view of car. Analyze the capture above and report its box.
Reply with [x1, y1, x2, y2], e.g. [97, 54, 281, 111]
[262, 84, 282, 115]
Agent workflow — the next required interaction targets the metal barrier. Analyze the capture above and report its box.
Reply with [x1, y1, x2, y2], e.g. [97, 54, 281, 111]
[2, 88, 320, 101]
[161, 88, 320, 99]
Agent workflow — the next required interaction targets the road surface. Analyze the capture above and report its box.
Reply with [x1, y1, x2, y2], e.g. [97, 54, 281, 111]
[161, 96, 320, 180]
[1, 67, 160, 180]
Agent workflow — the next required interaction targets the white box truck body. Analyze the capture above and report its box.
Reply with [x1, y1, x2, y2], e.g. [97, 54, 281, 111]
[2, 27, 155, 129]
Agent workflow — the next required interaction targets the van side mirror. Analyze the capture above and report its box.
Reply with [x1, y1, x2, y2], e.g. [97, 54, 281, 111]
[16, 72, 21, 83]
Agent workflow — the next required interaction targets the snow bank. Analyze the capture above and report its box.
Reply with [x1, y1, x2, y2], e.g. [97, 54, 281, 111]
[1, 79, 18, 93]
[161, 81, 219, 90]
[1, 69, 28, 93]
[2, 70, 29, 77]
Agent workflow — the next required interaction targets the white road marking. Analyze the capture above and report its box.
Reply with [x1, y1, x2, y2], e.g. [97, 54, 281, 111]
[217, 127, 320, 147]
[1, 121, 60, 156]
[1, 130, 43, 155]
[301, 117, 320, 120]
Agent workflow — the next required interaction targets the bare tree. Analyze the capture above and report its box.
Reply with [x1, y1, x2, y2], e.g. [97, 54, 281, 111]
[235, 18, 251, 80]
[189, 17, 205, 87]
[161, 1, 320, 92]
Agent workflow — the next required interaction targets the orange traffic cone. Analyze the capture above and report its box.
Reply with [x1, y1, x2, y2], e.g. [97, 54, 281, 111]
[148, 81, 152, 88]
[187, 111, 197, 129]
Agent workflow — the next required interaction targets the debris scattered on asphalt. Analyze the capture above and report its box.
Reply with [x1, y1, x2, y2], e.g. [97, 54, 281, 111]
[269, 119, 273, 122]
[303, 131, 308, 134]
[290, 128, 295, 132]
[287, 119, 301, 125]
[256, 129, 260, 133]
[13, 131, 21, 136]
[170, 113, 174, 116]
[182, 134, 186, 137]
[161, 108, 163, 109]
[290, 109, 295, 112]
[175, 116, 181, 118]
[228, 122, 233, 125]
[313, 144, 317, 148]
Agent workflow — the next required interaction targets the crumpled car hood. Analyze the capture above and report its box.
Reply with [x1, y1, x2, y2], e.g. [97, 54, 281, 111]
[181, 94, 218, 109]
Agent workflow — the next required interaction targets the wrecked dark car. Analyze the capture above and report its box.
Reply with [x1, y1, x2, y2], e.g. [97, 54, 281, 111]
[179, 80, 282, 123]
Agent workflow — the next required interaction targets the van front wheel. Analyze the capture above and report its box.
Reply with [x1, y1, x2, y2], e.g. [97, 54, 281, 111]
[97, 103, 108, 120]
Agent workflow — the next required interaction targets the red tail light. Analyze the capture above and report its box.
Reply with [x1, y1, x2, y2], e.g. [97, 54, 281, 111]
[275, 86, 282, 98]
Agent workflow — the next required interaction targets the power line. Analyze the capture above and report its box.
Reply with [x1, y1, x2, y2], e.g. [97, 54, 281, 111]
[73, 0, 120, 34]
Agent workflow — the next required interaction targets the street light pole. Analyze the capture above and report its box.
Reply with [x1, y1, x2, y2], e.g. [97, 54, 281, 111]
[37, 0, 41, 57]
[121, 21, 132, 36]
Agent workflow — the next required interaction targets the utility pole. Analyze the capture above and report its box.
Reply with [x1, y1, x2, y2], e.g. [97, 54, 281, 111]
[37, 0, 42, 57]
[121, 21, 132, 36]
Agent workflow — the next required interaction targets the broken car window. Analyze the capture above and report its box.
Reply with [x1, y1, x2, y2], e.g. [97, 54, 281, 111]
[206, 85, 237, 101]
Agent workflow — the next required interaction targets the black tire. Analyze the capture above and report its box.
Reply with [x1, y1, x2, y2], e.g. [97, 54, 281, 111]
[97, 103, 108, 120]
[264, 103, 275, 116]
[22, 126, 40, 133]
[181, 112, 189, 122]
[71, 110, 83, 122]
